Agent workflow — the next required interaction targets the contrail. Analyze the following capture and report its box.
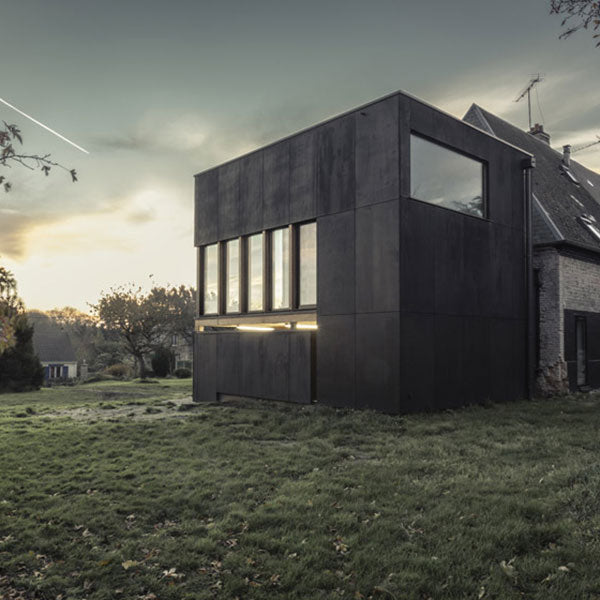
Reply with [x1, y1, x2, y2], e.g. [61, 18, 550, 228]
[0, 97, 89, 154]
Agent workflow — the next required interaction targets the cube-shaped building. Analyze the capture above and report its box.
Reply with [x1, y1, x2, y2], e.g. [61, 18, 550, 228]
[193, 90, 534, 412]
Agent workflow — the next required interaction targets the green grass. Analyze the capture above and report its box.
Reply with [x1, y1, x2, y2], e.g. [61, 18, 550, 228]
[1, 382, 600, 599]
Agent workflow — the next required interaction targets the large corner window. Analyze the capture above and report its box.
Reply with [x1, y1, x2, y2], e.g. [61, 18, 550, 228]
[226, 239, 240, 313]
[272, 227, 290, 310]
[199, 221, 316, 318]
[203, 243, 219, 314]
[248, 233, 264, 311]
[299, 222, 317, 306]
[410, 134, 485, 218]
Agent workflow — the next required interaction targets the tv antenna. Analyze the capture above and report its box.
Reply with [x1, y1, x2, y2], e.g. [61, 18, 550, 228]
[515, 74, 544, 130]
[571, 135, 600, 154]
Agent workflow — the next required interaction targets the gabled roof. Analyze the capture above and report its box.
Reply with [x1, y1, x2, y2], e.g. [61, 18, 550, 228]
[28, 312, 77, 362]
[463, 104, 600, 253]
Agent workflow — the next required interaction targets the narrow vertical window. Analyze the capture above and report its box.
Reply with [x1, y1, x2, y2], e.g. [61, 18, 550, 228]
[203, 243, 218, 314]
[226, 239, 240, 313]
[299, 222, 317, 306]
[248, 233, 264, 311]
[272, 227, 290, 310]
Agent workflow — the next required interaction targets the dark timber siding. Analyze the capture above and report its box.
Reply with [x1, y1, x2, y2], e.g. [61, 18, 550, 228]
[193, 90, 531, 413]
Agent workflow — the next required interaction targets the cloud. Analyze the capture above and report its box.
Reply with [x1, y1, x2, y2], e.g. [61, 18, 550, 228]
[93, 112, 209, 153]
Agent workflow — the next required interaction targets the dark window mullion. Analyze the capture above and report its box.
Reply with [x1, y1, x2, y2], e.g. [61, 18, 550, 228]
[218, 241, 226, 315]
[240, 236, 248, 313]
[264, 230, 272, 312]
[290, 224, 298, 310]
[197, 247, 204, 317]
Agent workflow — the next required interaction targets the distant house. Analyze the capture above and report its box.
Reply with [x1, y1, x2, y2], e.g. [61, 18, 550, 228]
[170, 334, 193, 371]
[29, 313, 78, 380]
[464, 106, 600, 394]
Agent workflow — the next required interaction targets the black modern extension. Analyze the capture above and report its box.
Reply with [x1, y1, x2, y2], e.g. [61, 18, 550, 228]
[193, 90, 534, 413]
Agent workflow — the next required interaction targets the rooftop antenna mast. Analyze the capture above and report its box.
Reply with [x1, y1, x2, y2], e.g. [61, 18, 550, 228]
[571, 135, 600, 154]
[514, 74, 544, 130]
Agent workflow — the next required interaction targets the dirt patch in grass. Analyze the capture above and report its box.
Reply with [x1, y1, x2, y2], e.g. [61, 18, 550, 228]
[44, 395, 199, 422]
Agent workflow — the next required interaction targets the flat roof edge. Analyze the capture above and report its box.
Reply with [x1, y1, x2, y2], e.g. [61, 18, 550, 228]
[193, 89, 533, 178]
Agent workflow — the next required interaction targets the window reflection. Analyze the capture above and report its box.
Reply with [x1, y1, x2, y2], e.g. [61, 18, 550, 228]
[248, 234, 263, 311]
[204, 244, 218, 314]
[299, 222, 317, 306]
[226, 239, 240, 313]
[272, 228, 290, 310]
[410, 134, 484, 218]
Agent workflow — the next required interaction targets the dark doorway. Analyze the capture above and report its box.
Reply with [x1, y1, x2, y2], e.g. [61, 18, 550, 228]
[576, 317, 587, 387]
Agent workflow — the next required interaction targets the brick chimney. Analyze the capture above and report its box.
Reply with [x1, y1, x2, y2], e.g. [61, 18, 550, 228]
[529, 123, 550, 145]
[562, 144, 571, 167]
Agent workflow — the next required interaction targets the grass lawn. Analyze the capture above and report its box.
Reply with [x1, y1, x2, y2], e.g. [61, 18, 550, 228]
[1, 381, 600, 600]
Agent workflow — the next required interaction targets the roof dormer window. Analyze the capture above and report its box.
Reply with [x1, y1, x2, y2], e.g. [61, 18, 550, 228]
[570, 194, 583, 208]
[561, 164, 580, 185]
[579, 215, 600, 243]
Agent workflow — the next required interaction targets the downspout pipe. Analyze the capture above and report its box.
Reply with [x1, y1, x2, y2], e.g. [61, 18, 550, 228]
[523, 156, 536, 399]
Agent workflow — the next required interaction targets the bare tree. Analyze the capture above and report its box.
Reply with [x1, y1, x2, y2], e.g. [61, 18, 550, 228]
[1, 121, 77, 192]
[550, 0, 600, 45]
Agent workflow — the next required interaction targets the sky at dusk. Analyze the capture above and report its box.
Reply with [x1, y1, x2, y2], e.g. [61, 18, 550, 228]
[1, 0, 599, 312]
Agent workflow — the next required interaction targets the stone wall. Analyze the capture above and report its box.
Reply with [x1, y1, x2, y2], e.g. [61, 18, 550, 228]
[534, 247, 600, 395]
[560, 254, 600, 313]
[534, 248, 567, 395]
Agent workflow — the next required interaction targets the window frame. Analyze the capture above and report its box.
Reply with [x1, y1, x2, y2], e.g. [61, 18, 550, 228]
[201, 242, 220, 316]
[198, 221, 317, 318]
[297, 221, 317, 309]
[270, 225, 292, 312]
[409, 131, 488, 220]
[224, 237, 242, 315]
[246, 231, 266, 313]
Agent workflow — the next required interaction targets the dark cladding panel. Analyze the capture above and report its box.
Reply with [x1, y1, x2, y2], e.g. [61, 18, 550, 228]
[239, 332, 262, 398]
[461, 317, 491, 405]
[240, 152, 263, 235]
[289, 332, 313, 404]
[263, 141, 290, 230]
[490, 225, 524, 319]
[356, 200, 400, 313]
[218, 162, 240, 240]
[489, 318, 526, 402]
[290, 130, 316, 223]
[461, 217, 491, 317]
[434, 210, 465, 315]
[355, 312, 400, 412]
[434, 315, 464, 408]
[399, 313, 435, 412]
[398, 95, 412, 199]
[317, 114, 355, 216]
[194, 171, 218, 246]
[487, 148, 512, 228]
[317, 210, 355, 315]
[400, 200, 437, 314]
[356, 96, 399, 207]
[193, 333, 216, 402]
[262, 332, 290, 401]
[509, 151, 526, 232]
[217, 332, 240, 395]
[317, 314, 355, 407]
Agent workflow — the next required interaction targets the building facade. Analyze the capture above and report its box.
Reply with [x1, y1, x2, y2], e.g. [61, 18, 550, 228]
[464, 105, 600, 395]
[193, 91, 534, 413]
